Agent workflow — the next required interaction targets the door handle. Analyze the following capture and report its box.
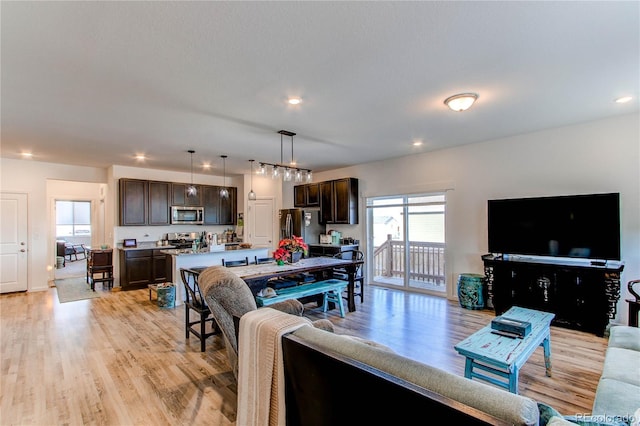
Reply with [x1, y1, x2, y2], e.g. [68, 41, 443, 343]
[20, 249, 26, 252]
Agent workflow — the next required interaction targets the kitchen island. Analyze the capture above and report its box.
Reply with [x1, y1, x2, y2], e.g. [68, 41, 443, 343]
[162, 247, 269, 306]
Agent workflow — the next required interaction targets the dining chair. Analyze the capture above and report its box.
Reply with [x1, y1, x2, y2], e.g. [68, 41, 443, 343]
[333, 249, 365, 303]
[86, 249, 113, 291]
[254, 256, 275, 264]
[180, 268, 219, 352]
[222, 257, 249, 267]
[196, 265, 334, 380]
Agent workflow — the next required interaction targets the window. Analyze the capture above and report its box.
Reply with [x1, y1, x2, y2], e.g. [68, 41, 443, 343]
[56, 201, 91, 237]
[367, 192, 446, 295]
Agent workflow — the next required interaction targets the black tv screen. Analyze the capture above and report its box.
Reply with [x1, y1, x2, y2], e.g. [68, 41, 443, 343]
[487, 193, 620, 260]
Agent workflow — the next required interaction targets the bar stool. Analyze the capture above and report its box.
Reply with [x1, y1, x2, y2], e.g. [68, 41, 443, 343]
[180, 268, 219, 352]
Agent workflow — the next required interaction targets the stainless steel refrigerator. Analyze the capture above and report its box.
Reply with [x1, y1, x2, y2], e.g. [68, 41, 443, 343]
[279, 209, 324, 245]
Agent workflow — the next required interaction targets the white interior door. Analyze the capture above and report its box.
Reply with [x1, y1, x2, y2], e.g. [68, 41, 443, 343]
[249, 197, 275, 250]
[1, 193, 28, 293]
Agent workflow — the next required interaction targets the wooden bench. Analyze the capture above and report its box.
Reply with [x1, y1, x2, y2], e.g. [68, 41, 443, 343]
[256, 279, 349, 317]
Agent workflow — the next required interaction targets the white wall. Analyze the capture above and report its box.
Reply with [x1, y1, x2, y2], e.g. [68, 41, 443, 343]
[311, 113, 639, 325]
[0, 160, 108, 291]
[2, 113, 638, 324]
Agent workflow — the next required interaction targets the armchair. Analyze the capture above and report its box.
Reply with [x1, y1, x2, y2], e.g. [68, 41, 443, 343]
[197, 266, 333, 379]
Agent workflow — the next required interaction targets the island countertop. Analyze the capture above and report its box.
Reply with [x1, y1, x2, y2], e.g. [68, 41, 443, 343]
[160, 246, 259, 256]
[166, 247, 269, 306]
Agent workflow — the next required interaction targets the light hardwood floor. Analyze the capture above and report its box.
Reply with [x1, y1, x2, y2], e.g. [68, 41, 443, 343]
[0, 282, 608, 425]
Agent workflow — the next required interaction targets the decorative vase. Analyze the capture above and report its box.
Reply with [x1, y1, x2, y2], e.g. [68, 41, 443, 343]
[457, 273, 485, 310]
[289, 251, 302, 263]
[277, 260, 285, 266]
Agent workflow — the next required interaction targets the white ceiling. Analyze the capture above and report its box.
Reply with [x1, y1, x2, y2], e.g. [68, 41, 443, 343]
[1, 1, 638, 177]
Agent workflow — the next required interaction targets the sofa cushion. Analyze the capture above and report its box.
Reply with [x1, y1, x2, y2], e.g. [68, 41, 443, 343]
[601, 347, 640, 387]
[608, 326, 640, 352]
[592, 377, 640, 420]
[293, 325, 539, 426]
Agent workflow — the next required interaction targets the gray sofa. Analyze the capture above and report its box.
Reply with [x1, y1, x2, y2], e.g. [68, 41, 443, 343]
[262, 315, 640, 426]
[591, 325, 640, 421]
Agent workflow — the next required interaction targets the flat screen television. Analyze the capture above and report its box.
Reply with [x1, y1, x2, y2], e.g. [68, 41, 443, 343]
[487, 192, 620, 261]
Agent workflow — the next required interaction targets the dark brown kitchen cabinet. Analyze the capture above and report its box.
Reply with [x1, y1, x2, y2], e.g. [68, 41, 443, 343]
[148, 181, 170, 225]
[119, 179, 170, 226]
[320, 178, 358, 224]
[172, 183, 201, 206]
[119, 249, 171, 290]
[294, 183, 320, 207]
[119, 179, 147, 226]
[202, 185, 237, 225]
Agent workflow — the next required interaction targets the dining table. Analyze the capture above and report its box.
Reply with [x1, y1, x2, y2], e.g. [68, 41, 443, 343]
[185, 256, 363, 312]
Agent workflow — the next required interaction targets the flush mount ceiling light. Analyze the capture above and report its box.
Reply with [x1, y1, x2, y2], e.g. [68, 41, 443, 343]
[288, 97, 302, 105]
[256, 130, 312, 183]
[248, 159, 257, 200]
[187, 150, 197, 197]
[220, 155, 229, 198]
[444, 93, 479, 112]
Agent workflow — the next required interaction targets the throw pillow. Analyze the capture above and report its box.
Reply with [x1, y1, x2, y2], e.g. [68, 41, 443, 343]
[539, 402, 563, 426]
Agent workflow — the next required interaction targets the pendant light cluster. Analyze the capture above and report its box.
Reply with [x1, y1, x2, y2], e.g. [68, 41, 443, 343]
[256, 130, 312, 183]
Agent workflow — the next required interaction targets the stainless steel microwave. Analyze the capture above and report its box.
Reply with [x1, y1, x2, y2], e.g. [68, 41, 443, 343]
[171, 206, 204, 225]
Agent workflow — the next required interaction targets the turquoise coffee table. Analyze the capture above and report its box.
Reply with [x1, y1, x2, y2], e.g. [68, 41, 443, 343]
[454, 306, 555, 394]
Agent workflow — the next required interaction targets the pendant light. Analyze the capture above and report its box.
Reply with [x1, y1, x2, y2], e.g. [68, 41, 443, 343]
[256, 130, 312, 182]
[248, 159, 257, 200]
[187, 150, 197, 196]
[220, 155, 229, 198]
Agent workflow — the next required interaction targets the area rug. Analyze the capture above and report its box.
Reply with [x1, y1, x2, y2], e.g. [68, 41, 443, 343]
[55, 277, 101, 303]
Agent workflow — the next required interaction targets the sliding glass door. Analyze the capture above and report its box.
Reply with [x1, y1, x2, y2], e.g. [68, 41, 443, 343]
[367, 193, 446, 295]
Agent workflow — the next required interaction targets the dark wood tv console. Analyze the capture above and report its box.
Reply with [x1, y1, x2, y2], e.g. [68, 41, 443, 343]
[482, 254, 624, 336]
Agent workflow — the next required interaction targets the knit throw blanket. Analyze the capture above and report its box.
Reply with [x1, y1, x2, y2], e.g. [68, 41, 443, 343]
[236, 308, 312, 426]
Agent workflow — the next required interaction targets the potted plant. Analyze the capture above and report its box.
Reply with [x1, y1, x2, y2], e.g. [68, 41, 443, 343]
[275, 235, 308, 264]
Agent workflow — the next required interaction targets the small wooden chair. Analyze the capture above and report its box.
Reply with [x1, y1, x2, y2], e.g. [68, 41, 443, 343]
[86, 249, 113, 291]
[255, 256, 275, 264]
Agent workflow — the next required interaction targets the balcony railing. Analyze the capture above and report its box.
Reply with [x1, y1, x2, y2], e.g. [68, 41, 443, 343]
[372, 237, 446, 287]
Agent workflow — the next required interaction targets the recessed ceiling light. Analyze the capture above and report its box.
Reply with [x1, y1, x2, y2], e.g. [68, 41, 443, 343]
[615, 96, 632, 104]
[135, 154, 146, 161]
[412, 140, 424, 147]
[202, 163, 212, 170]
[288, 97, 302, 105]
[21, 152, 33, 158]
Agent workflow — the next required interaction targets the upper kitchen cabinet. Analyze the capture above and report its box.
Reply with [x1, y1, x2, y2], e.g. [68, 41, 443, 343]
[294, 183, 320, 208]
[120, 179, 147, 226]
[202, 185, 237, 225]
[319, 178, 359, 224]
[171, 183, 201, 206]
[119, 179, 171, 226]
[148, 181, 170, 225]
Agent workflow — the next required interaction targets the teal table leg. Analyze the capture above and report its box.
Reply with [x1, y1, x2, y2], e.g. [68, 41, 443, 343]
[542, 332, 552, 377]
[509, 368, 520, 394]
[464, 358, 473, 378]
